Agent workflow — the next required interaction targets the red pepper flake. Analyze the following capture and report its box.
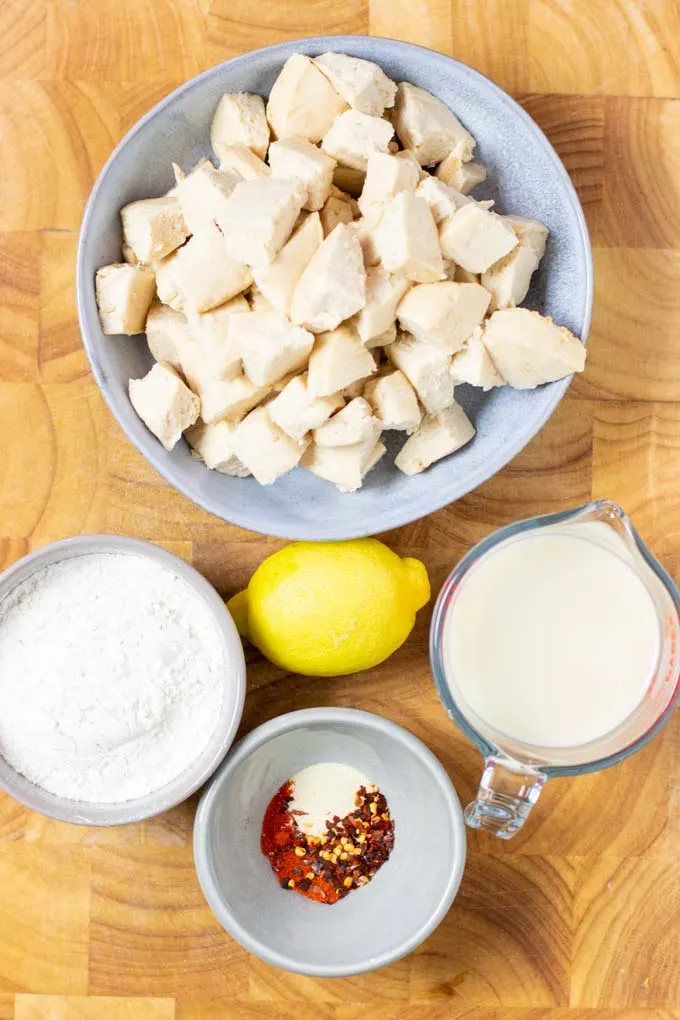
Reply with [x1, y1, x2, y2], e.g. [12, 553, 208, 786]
[260, 781, 394, 905]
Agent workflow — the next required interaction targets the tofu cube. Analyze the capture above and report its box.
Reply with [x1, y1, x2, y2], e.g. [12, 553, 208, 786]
[313, 396, 380, 447]
[415, 176, 470, 224]
[482, 308, 586, 388]
[342, 378, 366, 400]
[394, 83, 476, 166]
[313, 52, 397, 117]
[247, 286, 273, 312]
[271, 371, 299, 393]
[503, 215, 550, 259]
[188, 292, 249, 330]
[218, 177, 306, 266]
[120, 196, 188, 263]
[453, 264, 481, 284]
[198, 374, 271, 425]
[128, 362, 199, 451]
[363, 370, 422, 432]
[307, 325, 376, 397]
[329, 182, 358, 205]
[374, 193, 444, 283]
[169, 330, 208, 393]
[321, 110, 394, 172]
[385, 333, 454, 413]
[145, 300, 193, 370]
[439, 204, 518, 273]
[251, 212, 323, 317]
[436, 150, 487, 193]
[290, 223, 366, 333]
[267, 53, 348, 143]
[395, 403, 476, 475]
[95, 263, 156, 335]
[441, 259, 456, 281]
[355, 265, 411, 345]
[268, 138, 336, 211]
[349, 206, 383, 268]
[170, 157, 212, 190]
[232, 406, 309, 485]
[211, 92, 269, 160]
[450, 327, 505, 390]
[397, 281, 490, 355]
[302, 434, 385, 492]
[172, 159, 204, 184]
[184, 420, 250, 476]
[357, 151, 419, 215]
[395, 149, 430, 181]
[173, 162, 241, 235]
[154, 249, 184, 311]
[333, 165, 366, 198]
[268, 373, 344, 442]
[185, 294, 249, 383]
[230, 311, 314, 386]
[481, 245, 540, 311]
[320, 195, 354, 236]
[214, 144, 270, 181]
[362, 439, 387, 475]
[169, 222, 253, 313]
[365, 322, 397, 349]
[122, 242, 139, 266]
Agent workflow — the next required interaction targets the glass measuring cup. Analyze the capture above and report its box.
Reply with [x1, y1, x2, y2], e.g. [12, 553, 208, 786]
[429, 500, 680, 839]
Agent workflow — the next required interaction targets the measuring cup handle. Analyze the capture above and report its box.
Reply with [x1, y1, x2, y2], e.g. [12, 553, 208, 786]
[465, 756, 546, 839]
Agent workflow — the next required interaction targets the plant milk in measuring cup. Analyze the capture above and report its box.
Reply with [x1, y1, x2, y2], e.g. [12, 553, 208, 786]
[430, 501, 680, 838]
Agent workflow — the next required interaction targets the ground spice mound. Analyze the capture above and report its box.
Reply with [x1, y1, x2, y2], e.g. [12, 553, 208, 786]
[261, 779, 395, 904]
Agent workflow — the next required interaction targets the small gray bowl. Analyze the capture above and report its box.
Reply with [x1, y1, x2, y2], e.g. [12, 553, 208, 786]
[0, 536, 246, 825]
[77, 35, 592, 541]
[193, 708, 466, 976]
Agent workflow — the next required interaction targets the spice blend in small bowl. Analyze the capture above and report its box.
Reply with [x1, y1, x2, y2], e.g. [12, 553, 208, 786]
[193, 708, 465, 977]
[261, 762, 395, 903]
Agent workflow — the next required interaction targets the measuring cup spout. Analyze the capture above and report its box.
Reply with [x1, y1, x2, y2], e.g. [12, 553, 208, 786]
[583, 499, 640, 553]
[465, 755, 546, 838]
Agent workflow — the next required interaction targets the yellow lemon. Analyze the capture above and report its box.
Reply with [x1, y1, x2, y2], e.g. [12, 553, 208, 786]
[227, 539, 430, 676]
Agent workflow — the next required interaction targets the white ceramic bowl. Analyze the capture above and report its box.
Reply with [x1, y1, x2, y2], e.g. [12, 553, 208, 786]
[0, 536, 246, 825]
[193, 708, 466, 976]
[77, 35, 592, 540]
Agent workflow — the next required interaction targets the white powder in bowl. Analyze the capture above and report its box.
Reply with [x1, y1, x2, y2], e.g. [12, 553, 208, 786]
[290, 763, 375, 837]
[0, 552, 225, 803]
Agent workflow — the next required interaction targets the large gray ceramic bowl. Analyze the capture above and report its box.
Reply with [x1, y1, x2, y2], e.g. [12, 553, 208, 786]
[77, 36, 592, 541]
[0, 536, 246, 825]
[193, 708, 466, 976]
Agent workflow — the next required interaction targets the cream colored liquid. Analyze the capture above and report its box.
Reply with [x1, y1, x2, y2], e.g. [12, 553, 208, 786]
[443, 526, 661, 748]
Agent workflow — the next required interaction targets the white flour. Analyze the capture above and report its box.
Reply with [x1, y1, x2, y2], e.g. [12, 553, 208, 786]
[0, 553, 225, 803]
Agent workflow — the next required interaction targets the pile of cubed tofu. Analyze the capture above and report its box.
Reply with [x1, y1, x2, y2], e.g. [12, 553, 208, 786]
[95, 51, 586, 491]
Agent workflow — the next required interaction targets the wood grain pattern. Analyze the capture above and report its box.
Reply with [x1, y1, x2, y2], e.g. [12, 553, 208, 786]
[1, 0, 680, 1017]
[14, 998, 176, 1020]
[369, 0, 452, 53]
[0, 233, 39, 381]
[579, 249, 680, 401]
[448, 0, 530, 93]
[528, 0, 680, 98]
[39, 233, 88, 384]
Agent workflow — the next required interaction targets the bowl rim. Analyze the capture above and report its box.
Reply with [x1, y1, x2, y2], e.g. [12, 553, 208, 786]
[0, 535, 246, 825]
[77, 35, 593, 541]
[193, 706, 467, 977]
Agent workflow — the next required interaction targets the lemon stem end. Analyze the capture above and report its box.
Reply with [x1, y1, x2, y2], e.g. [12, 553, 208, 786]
[402, 557, 431, 612]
